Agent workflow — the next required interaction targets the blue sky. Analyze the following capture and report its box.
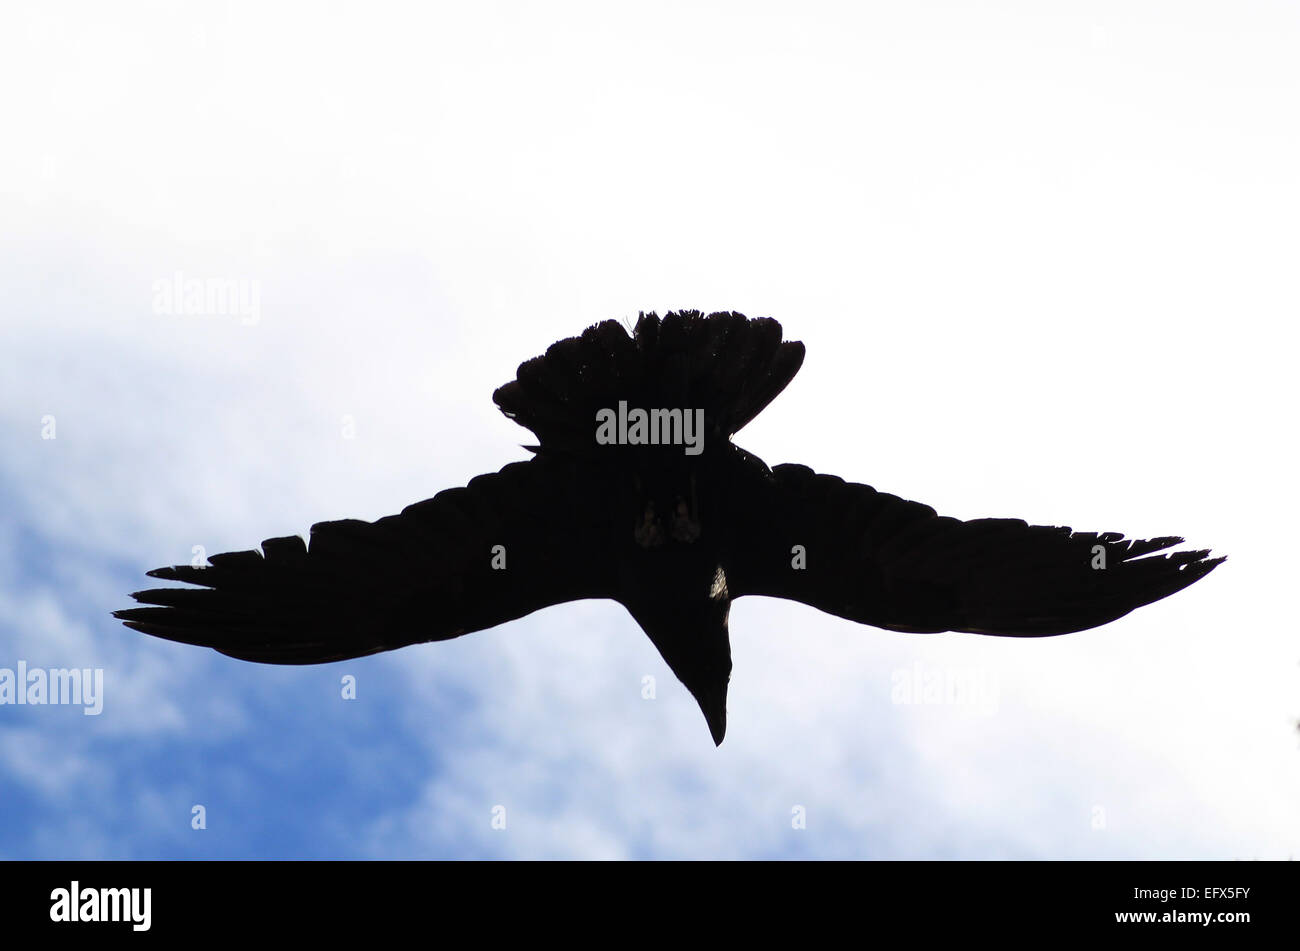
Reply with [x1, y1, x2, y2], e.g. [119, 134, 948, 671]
[1, 0, 1298, 859]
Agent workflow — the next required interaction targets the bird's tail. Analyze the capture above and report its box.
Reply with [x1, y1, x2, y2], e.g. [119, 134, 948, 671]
[493, 310, 805, 456]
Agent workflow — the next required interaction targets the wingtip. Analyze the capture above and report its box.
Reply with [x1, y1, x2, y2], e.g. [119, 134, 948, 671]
[145, 565, 198, 581]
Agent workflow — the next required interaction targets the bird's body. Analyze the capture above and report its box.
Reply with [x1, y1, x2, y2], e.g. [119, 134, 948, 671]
[116, 311, 1224, 744]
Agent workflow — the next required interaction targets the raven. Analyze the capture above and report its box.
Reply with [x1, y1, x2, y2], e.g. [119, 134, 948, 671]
[115, 311, 1224, 744]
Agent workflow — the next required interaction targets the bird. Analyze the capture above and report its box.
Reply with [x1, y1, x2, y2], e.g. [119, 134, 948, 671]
[115, 310, 1224, 745]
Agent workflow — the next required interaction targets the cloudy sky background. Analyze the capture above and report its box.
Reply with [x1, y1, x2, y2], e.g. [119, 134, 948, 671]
[1, 0, 1297, 858]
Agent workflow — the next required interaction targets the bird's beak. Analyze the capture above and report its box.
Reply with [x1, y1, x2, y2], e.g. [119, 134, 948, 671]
[690, 681, 728, 746]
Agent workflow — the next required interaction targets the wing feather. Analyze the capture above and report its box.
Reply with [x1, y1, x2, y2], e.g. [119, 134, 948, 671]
[114, 457, 618, 663]
[725, 463, 1223, 636]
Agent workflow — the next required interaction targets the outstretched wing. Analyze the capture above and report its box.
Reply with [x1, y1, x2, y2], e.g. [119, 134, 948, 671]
[724, 463, 1224, 636]
[115, 457, 618, 663]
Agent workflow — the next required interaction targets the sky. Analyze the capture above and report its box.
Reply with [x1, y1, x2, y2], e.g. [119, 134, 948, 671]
[1, 0, 1297, 859]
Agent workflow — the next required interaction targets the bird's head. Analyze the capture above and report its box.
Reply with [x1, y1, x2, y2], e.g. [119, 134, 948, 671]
[622, 557, 733, 745]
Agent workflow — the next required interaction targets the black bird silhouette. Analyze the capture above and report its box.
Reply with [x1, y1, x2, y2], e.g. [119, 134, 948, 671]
[115, 311, 1224, 744]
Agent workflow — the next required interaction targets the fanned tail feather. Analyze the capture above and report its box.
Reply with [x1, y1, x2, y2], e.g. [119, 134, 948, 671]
[492, 310, 805, 455]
